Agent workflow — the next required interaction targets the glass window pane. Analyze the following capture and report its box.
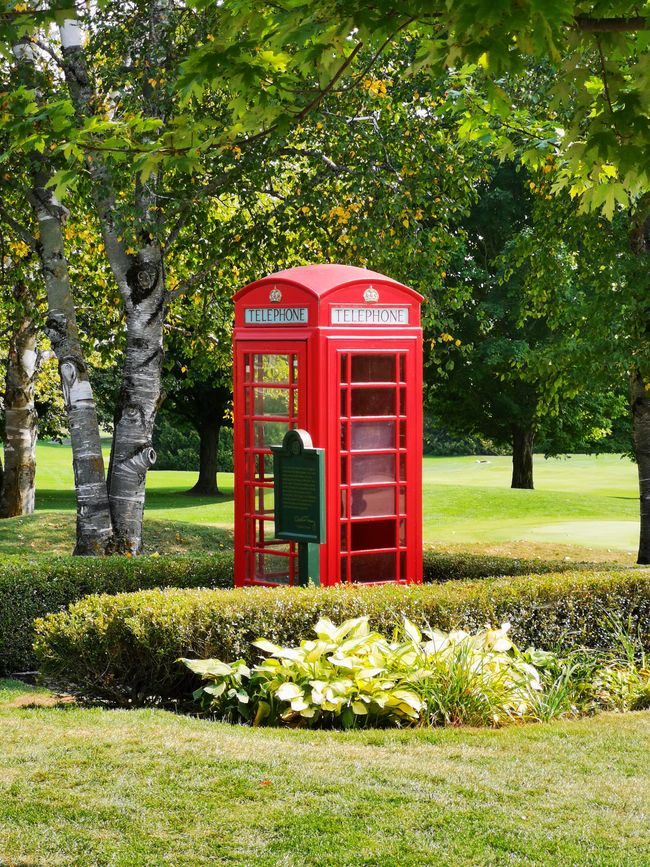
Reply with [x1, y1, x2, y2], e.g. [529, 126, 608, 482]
[340, 455, 348, 483]
[340, 421, 348, 451]
[253, 354, 291, 384]
[399, 519, 406, 545]
[399, 453, 406, 481]
[254, 421, 289, 448]
[400, 387, 406, 416]
[351, 453, 396, 484]
[351, 355, 396, 382]
[340, 388, 348, 418]
[351, 421, 395, 450]
[340, 354, 348, 383]
[351, 519, 395, 551]
[399, 486, 406, 514]
[341, 488, 348, 518]
[399, 355, 405, 382]
[351, 486, 396, 517]
[254, 486, 275, 515]
[350, 552, 396, 583]
[399, 421, 406, 448]
[250, 387, 290, 416]
[351, 388, 396, 417]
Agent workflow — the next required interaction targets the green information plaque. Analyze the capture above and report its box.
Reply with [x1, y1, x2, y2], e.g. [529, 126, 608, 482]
[271, 429, 325, 586]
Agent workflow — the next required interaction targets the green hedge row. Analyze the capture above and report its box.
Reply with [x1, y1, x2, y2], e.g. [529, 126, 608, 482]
[0, 549, 601, 676]
[34, 569, 650, 705]
[0, 554, 233, 676]
[421, 550, 605, 582]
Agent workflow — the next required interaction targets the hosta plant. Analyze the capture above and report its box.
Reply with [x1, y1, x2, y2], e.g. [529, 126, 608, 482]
[181, 616, 547, 728]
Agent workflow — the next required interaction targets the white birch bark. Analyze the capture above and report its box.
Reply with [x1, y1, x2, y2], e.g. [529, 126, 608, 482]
[58, 3, 172, 553]
[31, 182, 114, 554]
[0, 293, 38, 518]
[11, 38, 114, 553]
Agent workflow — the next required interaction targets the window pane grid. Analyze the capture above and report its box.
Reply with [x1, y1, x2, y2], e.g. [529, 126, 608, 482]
[243, 352, 300, 586]
[338, 351, 407, 584]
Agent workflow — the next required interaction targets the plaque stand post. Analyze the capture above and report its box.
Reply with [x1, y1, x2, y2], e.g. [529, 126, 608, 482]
[271, 428, 325, 588]
[298, 542, 320, 587]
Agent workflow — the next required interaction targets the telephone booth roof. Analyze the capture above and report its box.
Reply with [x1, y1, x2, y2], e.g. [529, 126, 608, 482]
[233, 263, 423, 302]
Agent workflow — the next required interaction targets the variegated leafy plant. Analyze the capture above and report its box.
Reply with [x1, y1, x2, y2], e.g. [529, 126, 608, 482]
[181, 616, 547, 728]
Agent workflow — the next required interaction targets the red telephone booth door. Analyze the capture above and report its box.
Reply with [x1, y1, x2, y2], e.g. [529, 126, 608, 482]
[234, 342, 307, 585]
[328, 340, 422, 584]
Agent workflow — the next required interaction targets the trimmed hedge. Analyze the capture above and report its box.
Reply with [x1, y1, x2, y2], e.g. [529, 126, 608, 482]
[420, 550, 609, 582]
[1, 548, 604, 676]
[34, 569, 650, 705]
[0, 553, 233, 676]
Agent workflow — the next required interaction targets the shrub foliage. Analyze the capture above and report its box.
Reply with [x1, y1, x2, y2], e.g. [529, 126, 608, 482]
[34, 569, 650, 705]
[0, 554, 233, 675]
[1, 549, 602, 676]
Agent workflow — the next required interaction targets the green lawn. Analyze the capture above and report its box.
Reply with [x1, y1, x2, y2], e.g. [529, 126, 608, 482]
[0, 442, 639, 560]
[0, 679, 648, 866]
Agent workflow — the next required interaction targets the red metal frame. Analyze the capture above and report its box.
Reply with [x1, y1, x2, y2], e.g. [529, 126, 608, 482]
[233, 265, 422, 587]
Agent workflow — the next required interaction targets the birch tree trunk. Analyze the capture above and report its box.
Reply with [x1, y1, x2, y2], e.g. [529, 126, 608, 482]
[59, 3, 171, 553]
[30, 181, 114, 554]
[511, 424, 535, 489]
[0, 289, 38, 518]
[11, 38, 113, 554]
[106, 254, 165, 553]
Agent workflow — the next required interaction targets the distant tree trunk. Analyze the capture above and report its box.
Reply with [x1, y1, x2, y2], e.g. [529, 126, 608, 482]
[511, 425, 535, 489]
[188, 421, 222, 496]
[0, 296, 38, 518]
[631, 369, 650, 565]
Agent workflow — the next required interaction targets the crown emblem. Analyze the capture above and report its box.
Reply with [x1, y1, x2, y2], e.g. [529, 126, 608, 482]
[269, 287, 282, 303]
[363, 285, 379, 303]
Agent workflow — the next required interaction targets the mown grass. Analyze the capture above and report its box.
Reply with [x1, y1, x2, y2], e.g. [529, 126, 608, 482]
[0, 443, 639, 560]
[0, 679, 648, 866]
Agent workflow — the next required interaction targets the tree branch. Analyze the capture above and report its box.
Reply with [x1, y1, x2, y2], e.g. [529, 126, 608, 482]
[163, 166, 243, 253]
[294, 42, 364, 122]
[29, 37, 65, 68]
[575, 17, 649, 33]
[279, 146, 351, 174]
[0, 206, 39, 252]
[341, 16, 418, 94]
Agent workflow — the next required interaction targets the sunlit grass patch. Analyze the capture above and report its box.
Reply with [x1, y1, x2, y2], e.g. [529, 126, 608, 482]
[0, 678, 648, 865]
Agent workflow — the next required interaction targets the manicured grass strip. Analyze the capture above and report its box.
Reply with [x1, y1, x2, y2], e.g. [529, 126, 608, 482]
[2, 444, 638, 556]
[0, 681, 648, 866]
[34, 569, 650, 704]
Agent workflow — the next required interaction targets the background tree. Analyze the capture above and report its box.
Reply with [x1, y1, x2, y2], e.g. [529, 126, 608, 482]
[0, 232, 41, 517]
[427, 163, 629, 489]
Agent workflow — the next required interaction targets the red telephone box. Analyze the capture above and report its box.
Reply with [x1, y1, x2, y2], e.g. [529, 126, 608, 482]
[233, 264, 423, 587]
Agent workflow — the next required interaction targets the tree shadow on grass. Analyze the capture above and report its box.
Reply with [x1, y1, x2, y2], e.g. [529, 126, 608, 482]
[35, 487, 234, 512]
[0, 512, 233, 557]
